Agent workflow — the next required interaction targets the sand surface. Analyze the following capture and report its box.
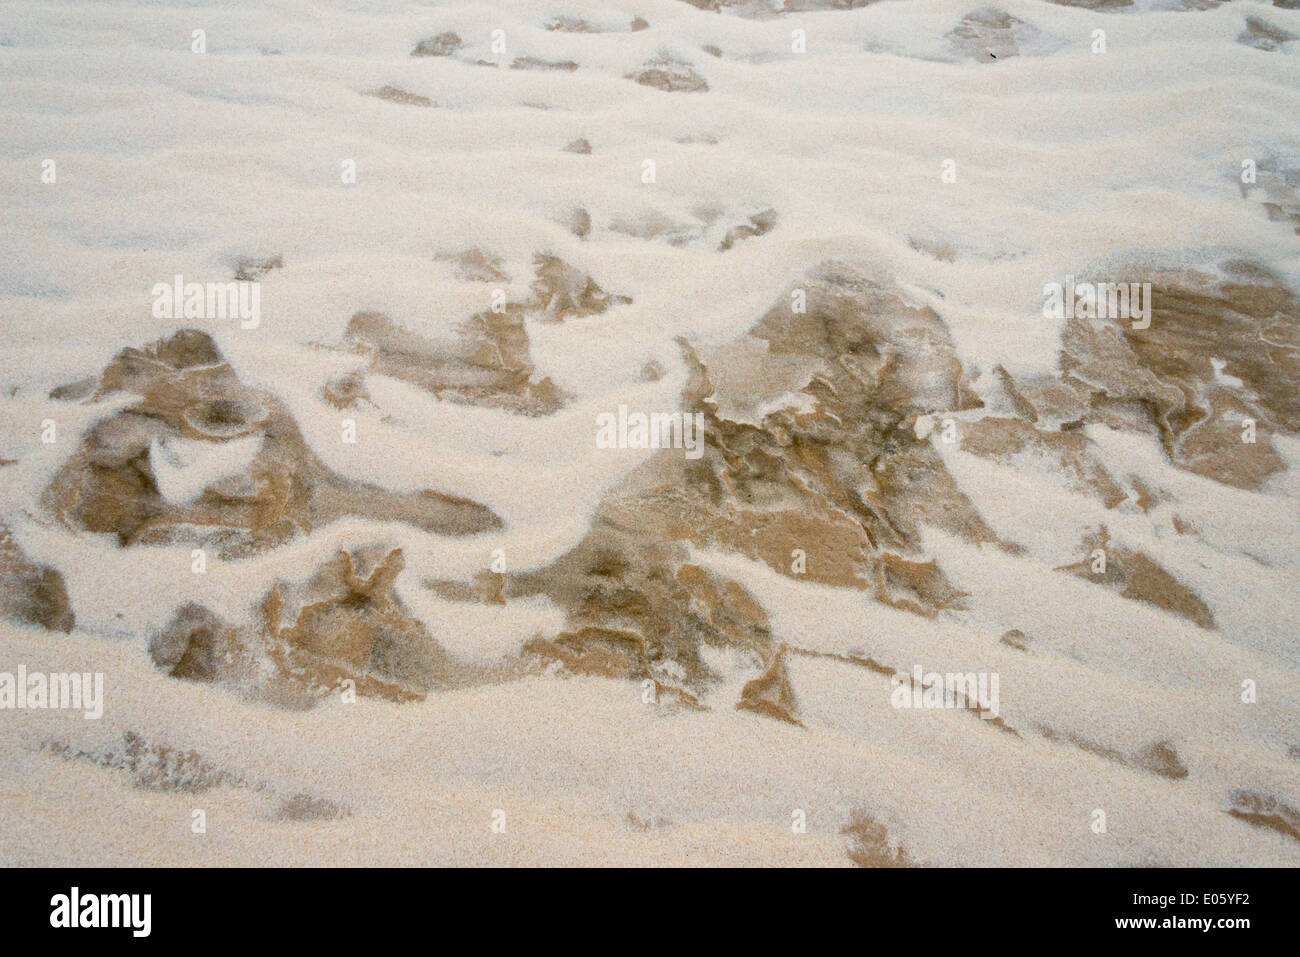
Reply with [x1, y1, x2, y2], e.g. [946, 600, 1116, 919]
[1, 0, 1299, 866]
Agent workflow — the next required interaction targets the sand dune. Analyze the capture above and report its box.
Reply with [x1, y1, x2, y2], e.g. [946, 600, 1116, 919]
[1, 0, 1298, 866]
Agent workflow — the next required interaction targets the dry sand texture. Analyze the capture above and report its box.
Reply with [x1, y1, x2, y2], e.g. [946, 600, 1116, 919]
[1, 0, 1299, 866]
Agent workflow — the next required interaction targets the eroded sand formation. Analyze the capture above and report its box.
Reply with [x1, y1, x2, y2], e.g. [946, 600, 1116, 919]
[3, 0, 1299, 867]
[20, 252, 1300, 866]
[323, 252, 632, 417]
[43, 330, 501, 560]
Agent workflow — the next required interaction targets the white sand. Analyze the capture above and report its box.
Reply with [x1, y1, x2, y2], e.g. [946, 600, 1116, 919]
[0, 0, 1297, 865]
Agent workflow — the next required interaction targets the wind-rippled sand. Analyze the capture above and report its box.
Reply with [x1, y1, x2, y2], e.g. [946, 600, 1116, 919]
[1, 0, 1299, 866]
